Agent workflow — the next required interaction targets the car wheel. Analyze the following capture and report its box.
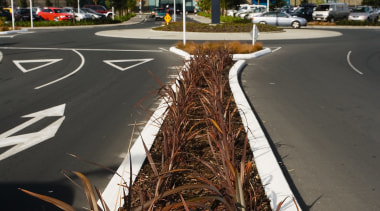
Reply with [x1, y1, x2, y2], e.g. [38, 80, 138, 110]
[259, 21, 266, 25]
[291, 21, 301, 29]
[329, 17, 335, 23]
[54, 17, 59, 22]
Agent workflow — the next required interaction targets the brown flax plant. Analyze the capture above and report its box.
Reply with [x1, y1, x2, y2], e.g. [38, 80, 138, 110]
[128, 45, 271, 210]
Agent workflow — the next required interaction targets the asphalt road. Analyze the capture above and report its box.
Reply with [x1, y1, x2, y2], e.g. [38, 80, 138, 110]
[0, 20, 183, 210]
[242, 29, 380, 210]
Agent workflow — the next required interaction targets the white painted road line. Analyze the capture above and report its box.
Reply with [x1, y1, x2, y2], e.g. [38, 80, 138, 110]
[13, 59, 63, 73]
[229, 59, 301, 211]
[35, 49, 85, 89]
[103, 58, 154, 71]
[0, 46, 163, 53]
[347, 51, 364, 75]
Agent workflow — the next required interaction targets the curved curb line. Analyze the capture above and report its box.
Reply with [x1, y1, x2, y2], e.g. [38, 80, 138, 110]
[0, 29, 28, 35]
[169, 46, 272, 61]
[229, 60, 301, 211]
[233, 48, 271, 60]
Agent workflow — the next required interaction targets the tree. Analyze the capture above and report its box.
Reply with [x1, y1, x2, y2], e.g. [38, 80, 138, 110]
[45, 0, 53, 7]
[65, 0, 76, 7]
[19, 0, 28, 8]
[270, 0, 287, 10]
[362, 0, 380, 7]
[198, 0, 211, 12]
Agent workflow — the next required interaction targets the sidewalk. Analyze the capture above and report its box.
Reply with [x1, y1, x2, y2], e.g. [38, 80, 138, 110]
[96, 14, 343, 40]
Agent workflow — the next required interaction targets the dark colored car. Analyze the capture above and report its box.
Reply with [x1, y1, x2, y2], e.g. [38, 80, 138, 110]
[14, 8, 41, 21]
[291, 4, 316, 22]
[152, 8, 166, 20]
[0, 8, 12, 21]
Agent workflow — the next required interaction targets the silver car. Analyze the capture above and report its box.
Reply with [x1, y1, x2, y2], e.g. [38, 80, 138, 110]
[252, 11, 307, 29]
[348, 6, 379, 22]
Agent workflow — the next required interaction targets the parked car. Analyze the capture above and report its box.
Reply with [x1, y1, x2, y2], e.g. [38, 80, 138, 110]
[62, 7, 91, 21]
[312, 3, 350, 22]
[290, 3, 316, 22]
[348, 6, 379, 22]
[244, 7, 267, 20]
[278, 5, 294, 13]
[82, 5, 113, 18]
[152, 8, 166, 20]
[14, 8, 41, 21]
[252, 11, 307, 28]
[235, 4, 266, 18]
[38, 7, 73, 21]
[81, 8, 105, 19]
[0, 8, 12, 21]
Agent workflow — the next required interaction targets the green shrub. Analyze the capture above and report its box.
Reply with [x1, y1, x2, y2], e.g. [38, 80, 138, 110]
[8, 13, 136, 28]
[154, 21, 281, 33]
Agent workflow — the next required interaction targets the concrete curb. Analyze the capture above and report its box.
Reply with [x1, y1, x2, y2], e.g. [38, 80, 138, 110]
[229, 59, 301, 211]
[233, 48, 272, 60]
[0, 29, 28, 35]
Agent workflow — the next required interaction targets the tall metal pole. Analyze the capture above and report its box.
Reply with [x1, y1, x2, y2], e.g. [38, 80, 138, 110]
[77, 0, 80, 17]
[174, 0, 176, 22]
[29, 0, 33, 29]
[11, 0, 15, 30]
[183, 0, 186, 45]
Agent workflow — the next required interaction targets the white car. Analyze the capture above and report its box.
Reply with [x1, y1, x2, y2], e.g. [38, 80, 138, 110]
[245, 7, 267, 19]
[348, 6, 379, 22]
[62, 7, 92, 21]
[252, 11, 307, 29]
[81, 8, 106, 19]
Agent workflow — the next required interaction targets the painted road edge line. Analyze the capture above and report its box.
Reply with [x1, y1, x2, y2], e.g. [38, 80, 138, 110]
[229, 59, 301, 211]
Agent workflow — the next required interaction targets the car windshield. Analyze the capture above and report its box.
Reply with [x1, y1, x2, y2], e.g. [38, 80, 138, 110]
[278, 12, 289, 17]
[315, 5, 330, 11]
[352, 7, 369, 12]
[54, 9, 63, 13]
[294, 7, 305, 13]
[262, 12, 276, 17]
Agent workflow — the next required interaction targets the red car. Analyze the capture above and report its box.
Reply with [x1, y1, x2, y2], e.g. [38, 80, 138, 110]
[38, 7, 73, 21]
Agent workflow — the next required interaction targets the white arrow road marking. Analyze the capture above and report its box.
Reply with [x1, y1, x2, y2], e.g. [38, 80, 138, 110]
[0, 104, 66, 161]
[103, 59, 154, 71]
[13, 59, 63, 73]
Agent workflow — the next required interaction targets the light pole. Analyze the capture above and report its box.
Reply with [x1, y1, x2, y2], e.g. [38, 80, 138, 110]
[11, 0, 15, 30]
[29, 0, 33, 28]
[183, 0, 186, 45]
